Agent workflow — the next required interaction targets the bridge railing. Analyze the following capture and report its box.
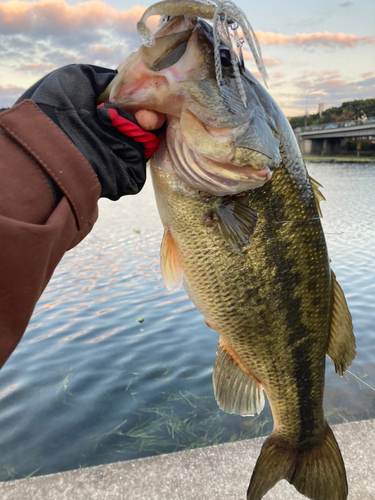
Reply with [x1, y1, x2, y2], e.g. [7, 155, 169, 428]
[294, 116, 375, 133]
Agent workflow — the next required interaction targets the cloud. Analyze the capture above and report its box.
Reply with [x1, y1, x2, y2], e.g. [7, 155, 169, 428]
[255, 31, 374, 47]
[294, 70, 348, 91]
[290, 72, 375, 112]
[272, 71, 287, 80]
[1, 0, 374, 113]
[243, 51, 282, 67]
[1, 1, 372, 48]
[15, 62, 56, 73]
[0, 0, 153, 73]
[339, 2, 353, 7]
[0, 0, 163, 92]
[0, 84, 26, 107]
[0, 0, 152, 37]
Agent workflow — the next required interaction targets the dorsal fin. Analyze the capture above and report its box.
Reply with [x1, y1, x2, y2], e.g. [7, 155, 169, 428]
[160, 227, 183, 291]
[309, 176, 326, 218]
[326, 269, 356, 376]
[213, 337, 265, 416]
[215, 198, 258, 254]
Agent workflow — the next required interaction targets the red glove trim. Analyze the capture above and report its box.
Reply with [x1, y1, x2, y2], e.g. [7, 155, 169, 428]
[97, 104, 159, 159]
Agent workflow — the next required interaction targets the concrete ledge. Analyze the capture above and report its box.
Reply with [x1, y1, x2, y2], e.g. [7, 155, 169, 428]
[0, 419, 374, 499]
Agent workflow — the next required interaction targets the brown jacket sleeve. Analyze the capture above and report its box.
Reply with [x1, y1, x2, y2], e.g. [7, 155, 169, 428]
[0, 100, 101, 368]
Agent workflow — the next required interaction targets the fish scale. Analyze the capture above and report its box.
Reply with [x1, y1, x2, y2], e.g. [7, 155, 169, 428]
[103, 4, 355, 498]
[152, 155, 329, 445]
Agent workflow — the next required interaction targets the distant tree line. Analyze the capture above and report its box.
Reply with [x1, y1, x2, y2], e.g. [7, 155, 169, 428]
[289, 98, 375, 128]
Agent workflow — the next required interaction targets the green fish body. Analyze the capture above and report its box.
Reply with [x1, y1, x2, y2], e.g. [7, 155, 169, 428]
[102, 5, 356, 498]
[151, 130, 354, 500]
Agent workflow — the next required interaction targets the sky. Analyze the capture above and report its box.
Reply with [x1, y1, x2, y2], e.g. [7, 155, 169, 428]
[0, 0, 374, 116]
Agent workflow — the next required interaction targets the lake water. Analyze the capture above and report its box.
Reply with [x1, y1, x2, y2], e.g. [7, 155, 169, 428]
[0, 162, 374, 481]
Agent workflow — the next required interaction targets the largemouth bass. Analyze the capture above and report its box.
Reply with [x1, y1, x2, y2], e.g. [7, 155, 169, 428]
[101, 2, 356, 498]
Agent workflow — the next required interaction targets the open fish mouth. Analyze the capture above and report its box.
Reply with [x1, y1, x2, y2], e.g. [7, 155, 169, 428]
[169, 143, 274, 196]
[102, 15, 281, 195]
[166, 113, 276, 195]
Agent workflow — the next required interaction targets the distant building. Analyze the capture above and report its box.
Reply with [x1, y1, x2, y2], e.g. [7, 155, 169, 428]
[318, 103, 324, 117]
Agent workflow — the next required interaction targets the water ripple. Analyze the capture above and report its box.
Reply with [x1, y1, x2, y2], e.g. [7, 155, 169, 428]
[0, 163, 374, 481]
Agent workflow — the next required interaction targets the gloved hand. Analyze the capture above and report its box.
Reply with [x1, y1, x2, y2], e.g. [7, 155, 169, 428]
[16, 64, 164, 200]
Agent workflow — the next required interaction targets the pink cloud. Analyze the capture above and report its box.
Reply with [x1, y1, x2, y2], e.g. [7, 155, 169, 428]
[287, 73, 375, 116]
[0, 2, 372, 49]
[272, 71, 287, 80]
[243, 51, 282, 67]
[362, 71, 375, 79]
[0, 84, 25, 92]
[0, 0, 156, 35]
[255, 30, 374, 47]
[0, 85, 26, 107]
[15, 63, 56, 73]
[323, 79, 347, 88]
[294, 70, 351, 91]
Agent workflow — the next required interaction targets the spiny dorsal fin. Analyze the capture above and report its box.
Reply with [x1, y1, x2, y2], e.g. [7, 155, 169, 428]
[327, 269, 356, 376]
[309, 176, 326, 218]
[215, 198, 258, 254]
[213, 338, 264, 416]
[160, 227, 183, 292]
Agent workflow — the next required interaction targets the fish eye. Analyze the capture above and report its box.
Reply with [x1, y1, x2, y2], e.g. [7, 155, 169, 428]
[219, 47, 232, 67]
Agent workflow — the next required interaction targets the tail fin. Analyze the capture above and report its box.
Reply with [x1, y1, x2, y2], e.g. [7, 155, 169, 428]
[247, 422, 348, 500]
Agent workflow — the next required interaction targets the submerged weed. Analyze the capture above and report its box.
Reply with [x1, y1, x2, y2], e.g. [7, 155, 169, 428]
[0, 462, 17, 482]
[90, 389, 273, 461]
[23, 468, 42, 479]
[56, 368, 74, 405]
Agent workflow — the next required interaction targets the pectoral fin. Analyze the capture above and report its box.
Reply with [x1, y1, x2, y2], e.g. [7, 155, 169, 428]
[160, 227, 183, 291]
[215, 198, 258, 254]
[213, 338, 265, 416]
[309, 176, 326, 218]
[327, 270, 356, 376]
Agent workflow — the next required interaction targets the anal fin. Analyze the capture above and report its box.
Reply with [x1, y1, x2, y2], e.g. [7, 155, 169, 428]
[327, 269, 356, 376]
[213, 338, 264, 416]
[160, 227, 183, 292]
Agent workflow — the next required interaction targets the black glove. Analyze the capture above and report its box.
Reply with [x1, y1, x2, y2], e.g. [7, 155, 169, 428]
[16, 64, 159, 200]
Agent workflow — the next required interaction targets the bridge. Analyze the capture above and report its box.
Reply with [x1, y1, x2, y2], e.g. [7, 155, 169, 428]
[293, 117, 375, 156]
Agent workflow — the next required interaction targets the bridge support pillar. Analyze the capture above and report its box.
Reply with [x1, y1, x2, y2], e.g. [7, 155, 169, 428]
[322, 139, 330, 156]
[301, 139, 312, 155]
[321, 138, 342, 156]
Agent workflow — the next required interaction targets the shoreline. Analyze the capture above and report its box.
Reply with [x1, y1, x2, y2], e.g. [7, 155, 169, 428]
[0, 419, 374, 499]
[304, 156, 375, 163]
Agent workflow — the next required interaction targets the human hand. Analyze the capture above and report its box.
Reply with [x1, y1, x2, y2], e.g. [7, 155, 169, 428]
[16, 64, 165, 200]
[134, 110, 166, 131]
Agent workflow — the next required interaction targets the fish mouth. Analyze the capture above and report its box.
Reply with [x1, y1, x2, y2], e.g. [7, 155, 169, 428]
[167, 115, 275, 196]
[101, 18, 281, 196]
[169, 110, 279, 196]
[106, 75, 279, 195]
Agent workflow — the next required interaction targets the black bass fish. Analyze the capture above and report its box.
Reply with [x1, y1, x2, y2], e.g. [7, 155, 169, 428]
[101, 2, 356, 498]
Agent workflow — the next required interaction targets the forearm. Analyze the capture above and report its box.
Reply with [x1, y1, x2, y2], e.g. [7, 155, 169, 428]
[0, 101, 101, 368]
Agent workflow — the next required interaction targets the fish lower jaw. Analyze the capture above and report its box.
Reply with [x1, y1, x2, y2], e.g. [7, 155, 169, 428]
[229, 163, 272, 180]
[173, 149, 272, 195]
[167, 130, 273, 195]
